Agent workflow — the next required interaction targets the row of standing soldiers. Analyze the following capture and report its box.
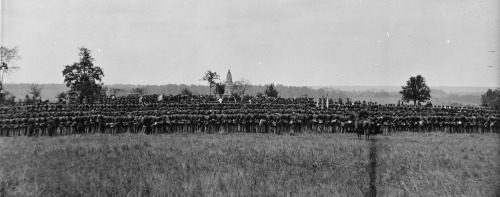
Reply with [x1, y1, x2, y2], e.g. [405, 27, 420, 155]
[0, 96, 498, 136]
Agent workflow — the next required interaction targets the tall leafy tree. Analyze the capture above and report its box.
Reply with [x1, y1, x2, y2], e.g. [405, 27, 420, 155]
[201, 70, 219, 96]
[399, 75, 431, 105]
[62, 47, 104, 103]
[264, 83, 279, 98]
[481, 88, 500, 110]
[0, 46, 21, 93]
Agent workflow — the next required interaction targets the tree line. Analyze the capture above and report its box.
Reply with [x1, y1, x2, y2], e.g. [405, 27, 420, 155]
[0, 45, 493, 107]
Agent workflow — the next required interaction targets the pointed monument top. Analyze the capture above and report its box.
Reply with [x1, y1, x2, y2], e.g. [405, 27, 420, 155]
[224, 69, 233, 96]
[226, 69, 232, 83]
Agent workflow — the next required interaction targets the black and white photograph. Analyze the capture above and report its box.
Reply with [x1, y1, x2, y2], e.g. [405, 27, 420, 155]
[0, 0, 499, 196]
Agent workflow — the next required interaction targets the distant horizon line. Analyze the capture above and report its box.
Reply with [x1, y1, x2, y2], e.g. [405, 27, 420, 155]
[3, 83, 498, 89]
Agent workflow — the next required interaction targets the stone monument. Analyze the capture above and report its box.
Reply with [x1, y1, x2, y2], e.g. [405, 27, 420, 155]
[223, 69, 233, 97]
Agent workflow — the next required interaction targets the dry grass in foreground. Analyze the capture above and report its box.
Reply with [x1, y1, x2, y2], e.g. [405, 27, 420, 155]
[0, 132, 499, 196]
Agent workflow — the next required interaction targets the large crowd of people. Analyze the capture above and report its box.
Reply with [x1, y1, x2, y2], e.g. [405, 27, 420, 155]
[0, 94, 498, 137]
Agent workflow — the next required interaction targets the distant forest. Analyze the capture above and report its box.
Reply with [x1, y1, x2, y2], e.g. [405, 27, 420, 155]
[3, 83, 481, 106]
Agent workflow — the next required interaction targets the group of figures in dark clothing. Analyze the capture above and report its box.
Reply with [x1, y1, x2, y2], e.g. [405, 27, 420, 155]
[0, 94, 498, 138]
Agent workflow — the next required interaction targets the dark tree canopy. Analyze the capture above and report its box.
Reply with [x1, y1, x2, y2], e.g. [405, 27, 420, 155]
[62, 47, 104, 103]
[481, 88, 500, 110]
[56, 91, 68, 103]
[214, 82, 225, 95]
[201, 70, 220, 96]
[180, 87, 193, 96]
[0, 91, 16, 105]
[399, 75, 431, 105]
[264, 83, 279, 98]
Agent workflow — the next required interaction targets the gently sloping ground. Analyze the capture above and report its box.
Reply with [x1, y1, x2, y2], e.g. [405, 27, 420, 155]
[0, 132, 498, 196]
[0, 133, 372, 196]
[375, 132, 500, 196]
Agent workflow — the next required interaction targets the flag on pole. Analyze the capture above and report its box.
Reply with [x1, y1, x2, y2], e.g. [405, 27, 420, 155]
[316, 96, 319, 108]
[320, 97, 323, 109]
[326, 94, 329, 109]
[65, 93, 69, 105]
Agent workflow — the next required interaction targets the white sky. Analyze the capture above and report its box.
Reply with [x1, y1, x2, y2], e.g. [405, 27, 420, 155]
[1, 0, 499, 87]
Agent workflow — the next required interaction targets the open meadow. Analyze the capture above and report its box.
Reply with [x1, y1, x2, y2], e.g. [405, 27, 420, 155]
[1, 132, 499, 196]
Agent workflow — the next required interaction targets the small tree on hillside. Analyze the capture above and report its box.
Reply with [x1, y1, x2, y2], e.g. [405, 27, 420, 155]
[399, 75, 431, 105]
[24, 84, 43, 104]
[62, 47, 104, 103]
[28, 84, 43, 99]
[180, 87, 193, 96]
[265, 83, 279, 98]
[201, 70, 220, 96]
[107, 88, 123, 97]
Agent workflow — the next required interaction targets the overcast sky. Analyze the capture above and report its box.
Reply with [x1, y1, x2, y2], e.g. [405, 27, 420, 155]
[1, 0, 499, 87]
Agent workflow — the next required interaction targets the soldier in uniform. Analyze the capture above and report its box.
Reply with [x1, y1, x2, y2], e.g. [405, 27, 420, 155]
[0, 119, 6, 136]
[98, 114, 106, 134]
[47, 116, 56, 136]
[281, 113, 290, 134]
[381, 112, 391, 135]
[39, 117, 47, 136]
[27, 116, 35, 136]
[132, 115, 140, 134]
[258, 114, 266, 133]
[290, 112, 298, 135]
[209, 112, 216, 134]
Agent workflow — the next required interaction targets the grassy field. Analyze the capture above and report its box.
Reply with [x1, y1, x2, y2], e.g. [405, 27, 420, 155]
[0, 132, 499, 196]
